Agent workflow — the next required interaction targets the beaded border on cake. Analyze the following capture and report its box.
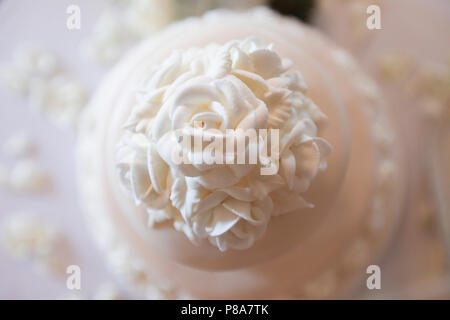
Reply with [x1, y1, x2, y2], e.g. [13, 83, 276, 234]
[298, 44, 402, 299]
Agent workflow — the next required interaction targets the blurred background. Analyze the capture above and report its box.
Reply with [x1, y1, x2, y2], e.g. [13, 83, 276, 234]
[0, 0, 449, 299]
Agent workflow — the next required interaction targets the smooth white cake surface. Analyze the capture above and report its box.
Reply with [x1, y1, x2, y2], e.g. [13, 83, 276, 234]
[76, 8, 406, 299]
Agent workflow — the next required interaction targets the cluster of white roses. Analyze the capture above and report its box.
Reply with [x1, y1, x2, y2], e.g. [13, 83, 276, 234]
[117, 38, 331, 251]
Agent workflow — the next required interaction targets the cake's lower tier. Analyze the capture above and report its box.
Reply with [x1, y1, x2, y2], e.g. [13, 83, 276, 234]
[78, 101, 404, 298]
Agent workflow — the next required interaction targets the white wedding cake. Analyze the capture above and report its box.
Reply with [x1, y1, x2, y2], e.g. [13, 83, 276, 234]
[76, 8, 406, 299]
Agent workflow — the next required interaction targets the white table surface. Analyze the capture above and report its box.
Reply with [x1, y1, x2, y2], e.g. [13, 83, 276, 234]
[0, 0, 121, 300]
